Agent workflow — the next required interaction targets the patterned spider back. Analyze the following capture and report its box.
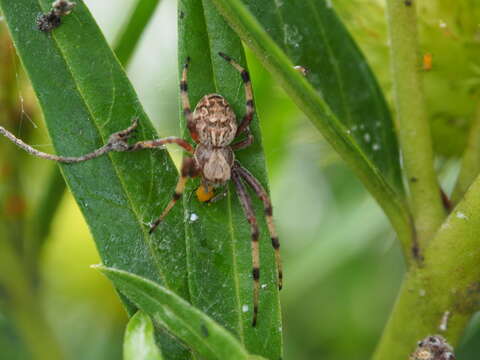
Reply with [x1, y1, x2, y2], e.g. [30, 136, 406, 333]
[193, 94, 238, 147]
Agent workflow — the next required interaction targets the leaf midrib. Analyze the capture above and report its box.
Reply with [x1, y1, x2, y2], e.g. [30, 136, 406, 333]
[226, 188, 246, 342]
[195, 0, 246, 341]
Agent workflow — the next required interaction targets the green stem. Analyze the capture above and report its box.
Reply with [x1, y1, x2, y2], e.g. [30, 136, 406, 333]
[451, 102, 480, 203]
[113, 0, 162, 66]
[210, 0, 415, 262]
[0, 239, 64, 360]
[385, 0, 444, 247]
[373, 172, 480, 359]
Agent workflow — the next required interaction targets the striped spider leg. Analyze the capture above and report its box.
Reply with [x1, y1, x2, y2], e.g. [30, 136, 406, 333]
[217, 53, 282, 325]
[232, 162, 282, 326]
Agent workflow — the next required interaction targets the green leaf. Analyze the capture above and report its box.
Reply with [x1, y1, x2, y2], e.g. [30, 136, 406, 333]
[210, 0, 415, 259]
[97, 266, 252, 360]
[0, 0, 189, 358]
[178, 0, 282, 358]
[245, 0, 403, 190]
[28, 0, 163, 266]
[124, 311, 164, 360]
[114, 0, 163, 66]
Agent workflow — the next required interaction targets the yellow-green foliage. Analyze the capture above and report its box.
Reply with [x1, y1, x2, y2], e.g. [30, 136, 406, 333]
[337, 0, 480, 157]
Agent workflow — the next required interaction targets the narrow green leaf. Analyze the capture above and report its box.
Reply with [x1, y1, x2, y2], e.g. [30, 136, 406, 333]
[242, 0, 403, 192]
[124, 311, 164, 360]
[114, 0, 163, 66]
[97, 266, 251, 360]
[178, 0, 282, 357]
[210, 0, 415, 260]
[1, 0, 188, 296]
[28, 0, 163, 265]
[0, 1, 189, 358]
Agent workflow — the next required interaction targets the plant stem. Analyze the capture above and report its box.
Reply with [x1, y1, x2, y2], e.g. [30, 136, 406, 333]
[373, 172, 480, 359]
[0, 239, 64, 360]
[385, 0, 444, 248]
[451, 102, 480, 203]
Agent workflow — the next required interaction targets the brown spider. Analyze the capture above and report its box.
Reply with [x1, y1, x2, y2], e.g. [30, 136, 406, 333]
[0, 53, 282, 326]
[410, 335, 455, 360]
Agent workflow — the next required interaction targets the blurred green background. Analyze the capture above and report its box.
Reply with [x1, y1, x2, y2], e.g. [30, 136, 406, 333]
[1, 0, 480, 359]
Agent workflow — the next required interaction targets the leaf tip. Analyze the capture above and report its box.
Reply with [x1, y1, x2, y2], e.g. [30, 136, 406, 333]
[90, 263, 106, 271]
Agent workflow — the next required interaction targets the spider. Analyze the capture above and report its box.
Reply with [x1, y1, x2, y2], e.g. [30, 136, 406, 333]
[0, 52, 282, 326]
[410, 335, 455, 360]
[37, 0, 76, 33]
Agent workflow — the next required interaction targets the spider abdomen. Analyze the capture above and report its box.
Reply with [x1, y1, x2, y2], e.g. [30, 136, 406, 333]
[193, 94, 237, 147]
[194, 145, 234, 185]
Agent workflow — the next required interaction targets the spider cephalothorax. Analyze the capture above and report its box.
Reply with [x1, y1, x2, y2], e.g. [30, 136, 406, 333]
[0, 52, 282, 327]
[194, 94, 238, 147]
[192, 94, 237, 185]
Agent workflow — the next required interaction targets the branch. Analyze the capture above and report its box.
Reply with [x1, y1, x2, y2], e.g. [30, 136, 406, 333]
[385, 0, 445, 247]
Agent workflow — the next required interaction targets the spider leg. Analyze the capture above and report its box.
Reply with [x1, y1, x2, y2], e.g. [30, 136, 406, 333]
[231, 128, 254, 151]
[0, 118, 140, 163]
[1, 118, 194, 163]
[206, 187, 228, 203]
[232, 170, 261, 327]
[149, 157, 198, 234]
[110, 118, 194, 153]
[218, 52, 255, 137]
[234, 162, 283, 290]
[126, 137, 193, 154]
[181, 57, 200, 143]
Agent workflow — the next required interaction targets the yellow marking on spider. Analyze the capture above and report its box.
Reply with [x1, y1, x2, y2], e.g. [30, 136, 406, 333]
[196, 185, 215, 203]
